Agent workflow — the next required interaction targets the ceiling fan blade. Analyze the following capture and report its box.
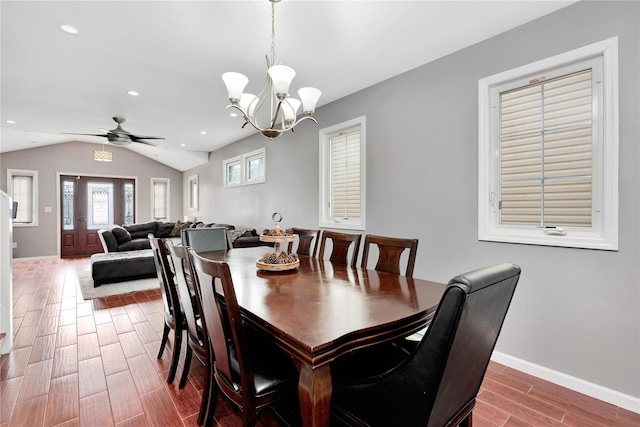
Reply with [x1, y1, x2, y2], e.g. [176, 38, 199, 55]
[132, 138, 157, 147]
[130, 135, 165, 140]
[61, 132, 109, 137]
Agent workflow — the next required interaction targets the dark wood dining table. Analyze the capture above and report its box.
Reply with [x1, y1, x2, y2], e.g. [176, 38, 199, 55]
[199, 246, 446, 427]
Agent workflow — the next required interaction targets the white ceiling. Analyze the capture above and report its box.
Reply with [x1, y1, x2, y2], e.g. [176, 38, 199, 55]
[1, 1, 576, 171]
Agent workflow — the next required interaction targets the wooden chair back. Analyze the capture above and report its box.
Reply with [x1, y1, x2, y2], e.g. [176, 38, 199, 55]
[149, 237, 185, 383]
[361, 234, 419, 277]
[167, 243, 204, 349]
[287, 227, 320, 257]
[318, 230, 362, 267]
[189, 250, 298, 426]
[149, 237, 181, 326]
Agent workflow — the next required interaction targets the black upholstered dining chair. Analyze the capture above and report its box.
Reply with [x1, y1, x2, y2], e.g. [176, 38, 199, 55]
[317, 230, 362, 267]
[149, 237, 185, 384]
[189, 249, 299, 427]
[287, 227, 320, 257]
[166, 242, 212, 426]
[330, 263, 521, 427]
[360, 234, 419, 277]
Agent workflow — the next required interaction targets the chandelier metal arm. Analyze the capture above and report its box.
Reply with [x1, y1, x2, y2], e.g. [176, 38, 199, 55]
[225, 103, 317, 139]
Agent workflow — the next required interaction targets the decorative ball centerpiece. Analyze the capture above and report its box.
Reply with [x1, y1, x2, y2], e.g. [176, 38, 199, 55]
[257, 213, 299, 272]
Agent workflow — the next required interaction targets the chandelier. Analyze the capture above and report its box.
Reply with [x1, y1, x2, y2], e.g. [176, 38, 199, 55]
[222, 0, 321, 139]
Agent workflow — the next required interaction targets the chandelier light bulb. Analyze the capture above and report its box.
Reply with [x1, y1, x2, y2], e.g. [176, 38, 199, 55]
[282, 98, 301, 124]
[298, 87, 322, 115]
[268, 65, 296, 97]
[239, 93, 258, 119]
[222, 72, 249, 102]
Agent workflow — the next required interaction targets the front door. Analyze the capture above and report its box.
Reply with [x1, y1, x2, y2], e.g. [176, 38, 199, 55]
[61, 175, 135, 257]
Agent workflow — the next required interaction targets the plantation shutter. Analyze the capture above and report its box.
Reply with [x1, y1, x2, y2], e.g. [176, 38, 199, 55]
[153, 181, 168, 220]
[12, 175, 33, 223]
[330, 127, 361, 220]
[499, 69, 593, 227]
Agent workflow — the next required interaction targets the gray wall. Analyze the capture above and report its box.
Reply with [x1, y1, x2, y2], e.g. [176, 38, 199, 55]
[185, 2, 639, 399]
[0, 141, 183, 257]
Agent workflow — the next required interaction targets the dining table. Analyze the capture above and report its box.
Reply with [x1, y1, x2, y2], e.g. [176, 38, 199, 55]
[199, 246, 446, 427]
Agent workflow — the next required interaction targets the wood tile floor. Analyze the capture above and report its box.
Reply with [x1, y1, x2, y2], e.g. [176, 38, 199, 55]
[2, 256, 639, 427]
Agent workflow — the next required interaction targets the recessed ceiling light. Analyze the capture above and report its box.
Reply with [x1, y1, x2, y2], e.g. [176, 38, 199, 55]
[229, 113, 238, 118]
[180, 143, 186, 147]
[58, 24, 78, 35]
[127, 90, 139, 96]
[200, 131, 207, 135]
[5, 120, 16, 124]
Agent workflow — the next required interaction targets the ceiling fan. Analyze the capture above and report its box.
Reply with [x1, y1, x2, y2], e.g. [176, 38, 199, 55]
[62, 116, 164, 146]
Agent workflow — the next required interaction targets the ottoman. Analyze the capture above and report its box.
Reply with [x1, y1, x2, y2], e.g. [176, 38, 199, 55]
[91, 250, 157, 286]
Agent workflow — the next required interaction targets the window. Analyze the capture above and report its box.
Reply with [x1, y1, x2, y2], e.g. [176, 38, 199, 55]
[478, 37, 618, 250]
[151, 178, 170, 220]
[223, 148, 266, 187]
[188, 175, 198, 211]
[224, 157, 242, 187]
[243, 148, 266, 185]
[319, 116, 366, 230]
[7, 169, 38, 227]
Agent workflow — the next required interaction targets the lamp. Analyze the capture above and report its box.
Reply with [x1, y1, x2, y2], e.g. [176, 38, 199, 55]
[93, 144, 113, 162]
[222, 0, 321, 139]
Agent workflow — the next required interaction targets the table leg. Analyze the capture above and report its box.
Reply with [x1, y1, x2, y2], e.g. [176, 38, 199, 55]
[298, 363, 332, 427]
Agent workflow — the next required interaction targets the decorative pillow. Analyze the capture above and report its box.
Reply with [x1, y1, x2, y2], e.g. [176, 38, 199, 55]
[125, 221, 158, 239]
[110, 226, 132, 245]
[228, 228, 253, 243]
[98, 229, 118, 252]
[170, 220, 192, 237]
[155, 222, 175, 238]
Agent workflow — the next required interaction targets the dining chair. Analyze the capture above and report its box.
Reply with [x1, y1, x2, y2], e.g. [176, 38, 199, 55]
[317, 230, 362, 267]
[189, 249, 299, 427]
[360, 234, 419, 277]
[181, 227, 229, 253]
[287, 227, 320, 257]
[330, 263, 521, 427]
[166, 243, 212, 426]
[149, 237, 185, 384]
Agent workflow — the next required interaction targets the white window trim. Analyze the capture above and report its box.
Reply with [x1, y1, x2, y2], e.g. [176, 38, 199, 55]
[223, 148, 266, 187]
[242, 147, 266, 185]
[223, 156, 242, 188]
[187, 175, 199, 212]
[151, 177, 170, 221]
[7, 169, 38, 227]
[478, 37, 619, 250]
[319, 116, 366, 231]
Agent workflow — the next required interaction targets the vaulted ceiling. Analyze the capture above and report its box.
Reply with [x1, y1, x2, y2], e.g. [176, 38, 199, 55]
[1, 1, 576, 171]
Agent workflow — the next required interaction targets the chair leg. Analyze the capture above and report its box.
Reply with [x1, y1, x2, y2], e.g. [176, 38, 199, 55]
[460, 412, 473, 427]
[202, 379, 219, 427]
[241, 408, 257, 427]
[197, 359, 211, 425]
[167, 328, 182, 383]
[157, 323, 170, 359]
[179, 344, 193, 389]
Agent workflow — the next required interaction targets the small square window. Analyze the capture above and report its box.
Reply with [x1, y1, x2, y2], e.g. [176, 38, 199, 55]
[223, 157, 242, 187]
[243, 148, 266, 185]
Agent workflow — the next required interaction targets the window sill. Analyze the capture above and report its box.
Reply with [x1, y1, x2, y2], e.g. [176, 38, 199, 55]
[478, 228, 617, 251]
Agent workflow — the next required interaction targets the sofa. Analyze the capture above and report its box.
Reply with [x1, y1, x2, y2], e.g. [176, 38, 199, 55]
[97, 220, 272, 253]
[92, 220, 272, 286]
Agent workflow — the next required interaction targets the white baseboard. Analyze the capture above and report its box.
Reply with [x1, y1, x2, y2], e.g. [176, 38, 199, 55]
[491, 351, 640, 414]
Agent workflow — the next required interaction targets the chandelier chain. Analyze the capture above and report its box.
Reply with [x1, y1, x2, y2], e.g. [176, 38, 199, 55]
[271, 0, 276, 62]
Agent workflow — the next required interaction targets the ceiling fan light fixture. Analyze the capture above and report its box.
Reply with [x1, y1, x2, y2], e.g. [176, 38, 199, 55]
[93, 149, 113, 162]
[222, 0, 320, 139]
